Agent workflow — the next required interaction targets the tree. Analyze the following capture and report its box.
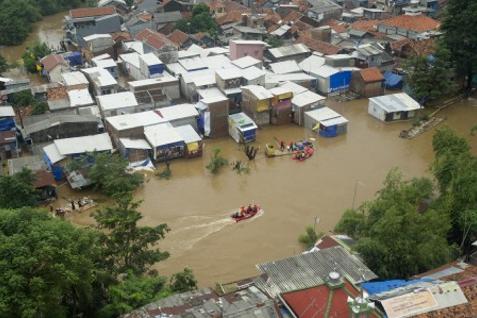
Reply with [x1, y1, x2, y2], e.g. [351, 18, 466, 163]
[0, 168, 38, 209]
[405, 49, 456, 104]
[22, 42, 51, 73]
[10, 90, 36, 109]
[206, 148, 228, 174]
[170, 268, 197, 292]
[31, 101, 48, 115]
[265, 37, 283, 48]
[98, 273, 169, 317]
[0, 208, 105, 317]
[176, 3, 218, 34]
[334, 169, 455, 278]
[94, 195, 170, 276]
[87, 152, 144, 197]
[298, 226, 322, 250]
[439, 0, 477, 93]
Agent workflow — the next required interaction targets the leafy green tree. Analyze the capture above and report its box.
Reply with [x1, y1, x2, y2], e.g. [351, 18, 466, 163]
[87, 152, 144, 197]
[405, 49, 456, 104]
[94, 195, 170, 276]
[0, 208, 104, 317]
[98, 273, 169, 317]
[335, 169, 454, 278]
[298, 226, 322, 250]
[176, 3, 218, 34]
[439, 0, 477, 93]
[10, 90, 36, 109]
[170, 268, 198, 292]
[206, 148, 228, 174]
[0, 0, 41, 45]
[0, 168, 38, 209]
[31, 101, 48, 115]
[265, 37, 283, 48]
[22, 42, 52, 73]
[432, 128, 477, 251]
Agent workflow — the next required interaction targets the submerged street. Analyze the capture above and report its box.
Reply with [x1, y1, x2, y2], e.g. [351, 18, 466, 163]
[67, 98, 477, 286]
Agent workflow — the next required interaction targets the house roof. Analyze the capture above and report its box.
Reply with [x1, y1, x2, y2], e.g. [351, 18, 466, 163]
[119, 138, 151, 150]
[281, 277, 380, 318]
[232, 55, 261, 69]
[23, 113, 98, 135]
[241, 85, 273, 100]
[81, 67, 117, 87]
[380, 15, 440, 33]
[307, 0, 342, 14]
[69, 6, 116, 18]
[270, 60, 301, 74]
[0, 106, 15, 117]
[135, 28, 178, 50]
[268, 43, 310, 59]
[167, 29, 190, 47]
[241, 66, 265, 81]
[175, 124, 202, 144]
[296, 33, 340, 55]
[292, 90, 325, 107]
[144, 123, 183, 147]
[54, 133, 113, 156]
[299, 53, 325, 73]
[67, 89, 94, 107]
[306, 107, 348, 127]
[106, 111, 165, 131]
[33, 170, 56, 189]
[7, 155, 46, 175]
[369, 93, 421, 113]
[155, 103, 199, 121]
[97, 92, 138, 112]
[255, 246, 376, 297]
[41, 54, 67, 72]
[62, 72, 89, 86]
[360, 67, 384, 83]
[350, 19, 379, 32]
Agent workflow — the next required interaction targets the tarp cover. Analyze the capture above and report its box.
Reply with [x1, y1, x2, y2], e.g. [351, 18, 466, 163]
[66, 52, 82, 66]
[362, 278, 433, 295]
[0, 118, 15, 131]
[384, 71, 403, 89]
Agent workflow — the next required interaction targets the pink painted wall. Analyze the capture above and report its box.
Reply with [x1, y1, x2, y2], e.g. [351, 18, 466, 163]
[229, 41, 265, 60]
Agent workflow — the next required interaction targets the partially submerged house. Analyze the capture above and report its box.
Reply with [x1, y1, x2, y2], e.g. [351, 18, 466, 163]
[42, 133, 113, 180]
[175, 125, 203, 158]
[311, 65, 353, 95]
[144, 123, 185, 162]
[368, 93, 421, 122]
[291, 90, 326, 126]
[269, 86, 293, 125]
[118, 138, 151, 163]
[0, 131, 18, 160]
[304, 107, 348, 137]
[351, 67, 385, 98]
[241, 85, 273, 127]
[228, 112, 257, 143]
[196, 95, 229, 138]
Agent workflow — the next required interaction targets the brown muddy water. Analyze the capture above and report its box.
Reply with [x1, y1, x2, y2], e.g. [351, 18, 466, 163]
[65, 98, 477, 287]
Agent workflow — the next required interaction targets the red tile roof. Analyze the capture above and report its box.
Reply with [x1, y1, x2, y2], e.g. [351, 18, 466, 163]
[40, 54, 67, 72]
[297, 32, 340, 55]
[350, 19, 379, 32]
[69, 6, 116, 19]
[34, 170, 56, 189]
[135, 28, 178, 50]
[324, 19, 348, 33]
[380, 15, 440, 33]
[282, 279, 381, 318]
[216, 10, 248, 25]
[360, 67, 384, 83]
[283, 10, 302, 22]
[316, 235, 341, 250]
[167, 29, 189, 46]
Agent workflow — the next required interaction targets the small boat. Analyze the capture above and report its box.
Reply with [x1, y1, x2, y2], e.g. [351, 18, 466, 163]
[265, 144, 292, 157]
[293, 146, 314, 161]
[231, 206, 262, 222]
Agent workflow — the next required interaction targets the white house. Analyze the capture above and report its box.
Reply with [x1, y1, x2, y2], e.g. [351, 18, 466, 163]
[97, 92, 139, 117]
[304, 107, 348, 137]
[368, 93, 421, 122]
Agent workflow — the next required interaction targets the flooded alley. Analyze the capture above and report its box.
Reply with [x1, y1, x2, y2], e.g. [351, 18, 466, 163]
[68, 98, 477, 286]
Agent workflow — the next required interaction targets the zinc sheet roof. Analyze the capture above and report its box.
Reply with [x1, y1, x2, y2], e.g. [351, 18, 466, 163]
[279, 81, 308, 95]
[97, 92, 138, 111]
[255, 246, 376, 297]
[292, 90, 326, 107]
[53, 133, 113, 156]
[369, 93, 421, 113]
[119, 138, 151, 150]
[306, 107, 348, 127]
[140, 53, 163, 66]
[311, 65, 339, 78]
[68, 89, 94, 107]
[268, 43, 310, 58]
[106, 111, 165, 131]
[298, 53, 325, 73]
[270, 60, 301, 74]
[175, 125, 202, 143]
[82, 67, 117, 87]
[241, 66, 265, 81]
[144, 123, 183, 147]
[241, 85, 273, 100]
[231, 55, 261, 69]
[215, 67, 242, 80]
[94, 58, 117, 69]
[119, 52, 141, 69]
[156, 103, 199, 121]
[43, 143, 65, 164]
[62, 72, 89, 86]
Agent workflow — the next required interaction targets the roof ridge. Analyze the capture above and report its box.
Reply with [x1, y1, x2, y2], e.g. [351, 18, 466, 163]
[324, 288, 334, 318]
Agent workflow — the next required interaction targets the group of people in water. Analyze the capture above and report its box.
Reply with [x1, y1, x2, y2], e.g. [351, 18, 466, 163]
[278, 140, 315, 161]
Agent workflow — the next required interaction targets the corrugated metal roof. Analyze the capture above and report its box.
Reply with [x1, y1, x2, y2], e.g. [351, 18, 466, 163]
[144, 123, 183, 147]
[270, 60, 301, 75]
[369, 93, 421, 113]
[175, 125, 202, 143]
[241, 85, 273, 100]
[54, 133, 113, 156]
[255, 246, 376, 297]
[232, 55, 261, 69]
[268, 43, 310, 59]
[0, 106, 15, 117]
[62, 72, 89, 86]
[119, 138, 151, 150]
[292, 90, 325, 107]
[97, 92, 138, 112]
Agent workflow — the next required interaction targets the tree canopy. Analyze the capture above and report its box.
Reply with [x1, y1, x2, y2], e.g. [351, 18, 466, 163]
[176, 3, 218, 35]
[335, 168, 455, 278]
[0, 168, 38, 209]
[22, 42, 51, 73]
[0, 0, 92, 46]
[439, 0, 477, 92]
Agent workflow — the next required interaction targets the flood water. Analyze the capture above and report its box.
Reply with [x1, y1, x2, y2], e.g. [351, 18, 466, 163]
[66, 98, 477, 286]
[0, 11, 66, 63]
